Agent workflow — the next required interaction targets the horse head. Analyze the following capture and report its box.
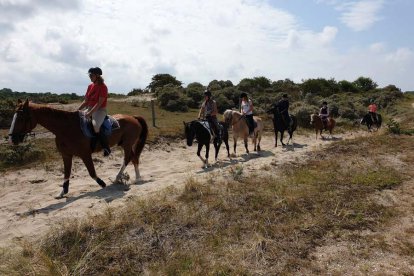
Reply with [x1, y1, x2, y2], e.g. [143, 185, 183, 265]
[310, 113, 318, 126]
[9, 99, 36, 145]
[183, 121, 196, 146]
[223, 109, 233, 126]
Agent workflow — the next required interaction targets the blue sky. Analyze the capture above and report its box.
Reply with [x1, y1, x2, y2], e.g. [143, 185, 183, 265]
[0, 0, 413, 94]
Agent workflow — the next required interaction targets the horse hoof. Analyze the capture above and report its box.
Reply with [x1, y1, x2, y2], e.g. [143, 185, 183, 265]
[55, 190, 66, 199]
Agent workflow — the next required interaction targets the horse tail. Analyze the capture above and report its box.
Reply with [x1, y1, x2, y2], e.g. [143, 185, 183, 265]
[134, 116, 148, 158]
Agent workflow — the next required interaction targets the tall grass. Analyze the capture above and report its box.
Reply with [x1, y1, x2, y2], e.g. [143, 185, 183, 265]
[1, 132, 410, 275]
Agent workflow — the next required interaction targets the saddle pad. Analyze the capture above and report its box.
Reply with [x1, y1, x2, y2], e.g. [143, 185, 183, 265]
[79, 112, 120, 138]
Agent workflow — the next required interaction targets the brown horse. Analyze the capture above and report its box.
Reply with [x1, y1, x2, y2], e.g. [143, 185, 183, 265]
[223, 109, 264, 154]
[310, 114, 335, 139]
[8, 99, 148, 198]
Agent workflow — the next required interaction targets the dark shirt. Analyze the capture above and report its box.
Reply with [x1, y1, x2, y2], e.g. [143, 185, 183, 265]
[277, 99, 289, 113]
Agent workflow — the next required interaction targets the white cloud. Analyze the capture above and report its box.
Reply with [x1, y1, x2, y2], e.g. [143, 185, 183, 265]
[339, 0, 385, 31]
[0, 0, 412, 93]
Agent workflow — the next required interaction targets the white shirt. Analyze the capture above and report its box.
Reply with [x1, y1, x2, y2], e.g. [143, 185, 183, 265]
[241, 99, 253, 115]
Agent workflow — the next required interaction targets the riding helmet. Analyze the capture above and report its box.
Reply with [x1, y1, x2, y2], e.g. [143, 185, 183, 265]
[282, 93, 288, 98]
[322, 101, 327, 105]
[204, 89, 212, 97]
[370, 98, 375, 103]
[88, 67, 102, 75]
[240, 92, 248, 98]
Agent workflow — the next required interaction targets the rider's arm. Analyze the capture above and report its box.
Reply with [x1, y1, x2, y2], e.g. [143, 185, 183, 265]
[211, 101, 218, 116]
[248, 100, 253, 113]
[198, 102, 205, 119]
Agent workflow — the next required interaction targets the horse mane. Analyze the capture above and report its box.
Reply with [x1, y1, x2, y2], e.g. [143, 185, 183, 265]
[29, 103, 78, 120]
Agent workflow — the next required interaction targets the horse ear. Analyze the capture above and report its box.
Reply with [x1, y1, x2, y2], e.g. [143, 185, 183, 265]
[23, 99, 29, 109]
[183, 121, 186, 126]
[17, 99, 22, 104]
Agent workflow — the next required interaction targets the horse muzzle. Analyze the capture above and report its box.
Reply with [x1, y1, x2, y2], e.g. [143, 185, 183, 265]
[9, 134, 25, 145]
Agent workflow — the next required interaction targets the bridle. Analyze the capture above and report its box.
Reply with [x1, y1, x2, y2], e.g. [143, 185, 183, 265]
[8, 108, 35, 142]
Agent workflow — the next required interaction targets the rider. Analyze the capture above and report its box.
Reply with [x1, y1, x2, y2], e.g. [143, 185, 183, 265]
[240, 92, 254, 135]
[78, 67, 111, 157]
[277, 93, 292, 131]
[319, 101, 330, 129]
[368, 99, 378, 124]
[198, 89, 221, 143]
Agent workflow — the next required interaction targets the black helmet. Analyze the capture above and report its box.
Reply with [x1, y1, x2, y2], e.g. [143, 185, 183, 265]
[204, 89, 212, 97]
[88, 67, 102, 75]
[322, 101, 327, 105]
[240, 92, 248, 98]
[282, 93, 288, 98]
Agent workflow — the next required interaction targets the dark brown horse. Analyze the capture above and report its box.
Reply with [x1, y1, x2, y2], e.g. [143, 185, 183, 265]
[310, 114, 336, 139]
[8, 99, 148, 198]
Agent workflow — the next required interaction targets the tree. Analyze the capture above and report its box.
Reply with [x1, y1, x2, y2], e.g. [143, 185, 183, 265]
[338, 80, 358, 93]
[353, 76, 377, 92]
[147, 74, 182, 94]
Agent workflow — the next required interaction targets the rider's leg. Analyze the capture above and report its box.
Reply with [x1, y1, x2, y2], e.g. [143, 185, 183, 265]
[92, 110, 110, 157]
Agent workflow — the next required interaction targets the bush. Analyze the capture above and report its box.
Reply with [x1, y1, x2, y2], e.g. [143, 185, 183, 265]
[0, 143, 45, 168]
[157, 85, 189, 112]
[294, 106, 316, 128]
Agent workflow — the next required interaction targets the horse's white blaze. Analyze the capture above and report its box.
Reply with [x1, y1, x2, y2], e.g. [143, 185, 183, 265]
[8, 113, 18, 142]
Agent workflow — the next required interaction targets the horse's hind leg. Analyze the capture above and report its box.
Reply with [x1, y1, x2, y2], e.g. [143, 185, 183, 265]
[116, 145, 133, 183]
[56, 153, 73, 199]
[81, 154, 106, 189]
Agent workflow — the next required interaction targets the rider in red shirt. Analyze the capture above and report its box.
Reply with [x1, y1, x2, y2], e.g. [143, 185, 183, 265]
[78, 67, 110, 156]
[368, 99, 378, 124]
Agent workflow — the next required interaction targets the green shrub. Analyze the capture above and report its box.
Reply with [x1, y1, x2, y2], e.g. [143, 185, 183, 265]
[0, 143, 45, 168]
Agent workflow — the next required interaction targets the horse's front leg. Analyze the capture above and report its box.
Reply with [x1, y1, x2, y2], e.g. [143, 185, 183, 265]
[204, 143, 210, 168]
[244, 137, 249, 154]
[56, 153, 72, 199]
[253, 133, 257, 151]
[81, 154, 106, 189]
[280, 131, 285, 146]
[214, 140, 220, 162]
[233, 137, 238, 155]
[197, 143, 206, 165]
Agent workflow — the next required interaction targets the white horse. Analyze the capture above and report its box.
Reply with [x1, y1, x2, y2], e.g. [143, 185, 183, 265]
[223, 109, 264, 155]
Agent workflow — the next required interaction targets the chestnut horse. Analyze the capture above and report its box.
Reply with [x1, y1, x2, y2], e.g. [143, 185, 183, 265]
[310, 114, 336, 139]
[223, 109, 264, 154]
[8, 99, 148, 198]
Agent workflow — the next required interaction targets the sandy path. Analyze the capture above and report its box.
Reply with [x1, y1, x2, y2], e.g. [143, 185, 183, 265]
[0, 131, 362, 247]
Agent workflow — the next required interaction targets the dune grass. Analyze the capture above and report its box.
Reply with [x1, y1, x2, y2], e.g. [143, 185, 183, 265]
[1, 130, 411, 275]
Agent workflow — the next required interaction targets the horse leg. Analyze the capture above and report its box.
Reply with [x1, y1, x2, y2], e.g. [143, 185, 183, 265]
[205, 143, 210, 168]
[214, 140, 220, 162]
[244, 137, 249, 154]
[281, 131, 285, 146]
[233, 137, 237, 155]
[253, 133, 257, 152]
[115, 144, 134, 183]
[81, 154, 106, 189]
[257, 132, 261, 151]
[197, 143, 206, 164]
[275, 130, 278, 147]
[56, 153, 73, 199]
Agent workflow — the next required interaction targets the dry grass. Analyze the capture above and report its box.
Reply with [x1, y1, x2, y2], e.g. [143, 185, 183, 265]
[1, 130, 412, 275]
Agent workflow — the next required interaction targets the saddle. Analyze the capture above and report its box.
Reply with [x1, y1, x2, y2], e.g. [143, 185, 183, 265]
[79, 111, 120, 138]
[199, 120, 222, 142]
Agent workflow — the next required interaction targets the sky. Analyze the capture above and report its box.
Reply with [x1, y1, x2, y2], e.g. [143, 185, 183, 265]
[0, 0, 413, 94]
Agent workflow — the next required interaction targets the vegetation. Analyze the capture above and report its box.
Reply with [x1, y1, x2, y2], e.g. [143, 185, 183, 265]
[1, 131, 411, 275]
[0, 77, 412, 274]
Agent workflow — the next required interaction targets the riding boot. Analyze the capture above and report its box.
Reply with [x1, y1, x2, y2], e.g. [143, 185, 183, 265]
[98, 130, 111, 157]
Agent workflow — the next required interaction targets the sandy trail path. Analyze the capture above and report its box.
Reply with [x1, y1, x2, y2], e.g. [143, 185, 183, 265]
[0, 131, 362, 247]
